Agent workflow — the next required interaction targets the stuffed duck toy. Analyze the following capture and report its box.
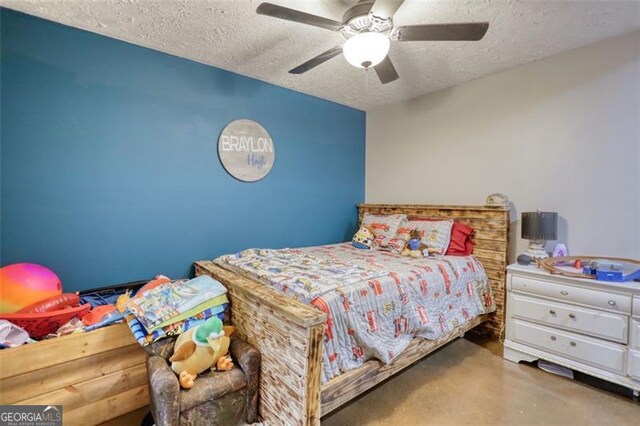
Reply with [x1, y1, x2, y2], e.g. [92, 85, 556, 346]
[169, 317, 235, 389]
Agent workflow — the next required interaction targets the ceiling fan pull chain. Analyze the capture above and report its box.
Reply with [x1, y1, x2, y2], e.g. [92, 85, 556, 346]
[365, 68, 369, 92]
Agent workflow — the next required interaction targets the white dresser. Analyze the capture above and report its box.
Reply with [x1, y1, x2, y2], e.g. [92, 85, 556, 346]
[504, 263, 640, 395]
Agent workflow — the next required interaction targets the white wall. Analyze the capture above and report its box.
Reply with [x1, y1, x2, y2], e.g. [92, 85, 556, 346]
[366, 31, 640, 260]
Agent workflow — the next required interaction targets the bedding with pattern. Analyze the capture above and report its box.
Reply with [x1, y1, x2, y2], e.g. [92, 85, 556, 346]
[215, 243, 495, 382]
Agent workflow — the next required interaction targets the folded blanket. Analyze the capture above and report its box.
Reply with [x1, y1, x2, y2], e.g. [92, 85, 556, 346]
[125, 303, 228, 346]
[126, 275, 228, 332]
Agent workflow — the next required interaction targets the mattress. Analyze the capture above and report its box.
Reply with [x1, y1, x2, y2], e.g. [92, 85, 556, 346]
[215, 243, 495, 382]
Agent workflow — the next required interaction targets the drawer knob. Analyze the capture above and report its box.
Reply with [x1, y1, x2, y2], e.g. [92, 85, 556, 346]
[569, 313, 576, 319]
[549, 310, 556, 315]
[550, 336, 557, 341]
[608, 300, 616, 306]
[570, 341, 576, 347]
[560, 290, 569, 296]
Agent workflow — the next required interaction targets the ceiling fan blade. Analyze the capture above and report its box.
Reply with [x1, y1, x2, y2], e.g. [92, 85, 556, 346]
[257, 3, 343, 31]
[374, 56, 399, 84]
[396, 22, 489, 41]
[289, 46, 343, 74]
[370, 0, 405, 20]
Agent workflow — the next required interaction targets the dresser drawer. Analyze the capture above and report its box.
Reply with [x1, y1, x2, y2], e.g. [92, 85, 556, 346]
[511, 275, 631, 314]
[511, 293, 628, 344]
[631, 319, 640, 350]
[634, 296, 640, 319]
[511, 319, 627, 374]
[629, 350, 640, 381]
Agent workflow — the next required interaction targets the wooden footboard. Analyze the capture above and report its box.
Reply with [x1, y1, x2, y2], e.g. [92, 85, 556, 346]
[196, 261, 491, 425]
[195, 261, 325, 425]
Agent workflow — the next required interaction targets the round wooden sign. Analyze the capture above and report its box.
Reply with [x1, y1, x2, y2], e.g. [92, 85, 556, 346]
[218, 119, 275, 182]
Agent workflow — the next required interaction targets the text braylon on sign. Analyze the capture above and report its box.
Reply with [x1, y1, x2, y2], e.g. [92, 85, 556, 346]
[218, 119, 275, 182]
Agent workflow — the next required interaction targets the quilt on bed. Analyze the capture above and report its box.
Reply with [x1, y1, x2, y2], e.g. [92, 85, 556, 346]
[215, 243, 495, 382]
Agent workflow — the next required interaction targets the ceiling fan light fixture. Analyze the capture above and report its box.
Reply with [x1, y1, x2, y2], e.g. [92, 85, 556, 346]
[342, 32, 390, 69]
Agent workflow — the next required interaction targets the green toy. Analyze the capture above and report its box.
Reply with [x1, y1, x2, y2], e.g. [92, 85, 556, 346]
[169, 317, 235, 388]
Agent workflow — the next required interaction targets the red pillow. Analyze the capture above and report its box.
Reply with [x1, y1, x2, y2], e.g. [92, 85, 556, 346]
[406, 216, 475, 256]
[446, 222, 474, 255]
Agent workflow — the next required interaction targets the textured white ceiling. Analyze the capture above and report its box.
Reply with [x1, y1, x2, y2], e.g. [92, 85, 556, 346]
[2, 0, 640, 110]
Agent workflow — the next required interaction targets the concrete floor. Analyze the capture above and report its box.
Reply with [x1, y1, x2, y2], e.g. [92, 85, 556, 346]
[322, 337, 639, 425]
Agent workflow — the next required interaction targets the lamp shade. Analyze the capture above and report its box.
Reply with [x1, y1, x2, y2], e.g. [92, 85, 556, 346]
[343, 32, 390, 69]
[521, 211, 558, 240]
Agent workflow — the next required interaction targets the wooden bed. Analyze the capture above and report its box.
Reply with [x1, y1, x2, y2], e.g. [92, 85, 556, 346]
[194, 204, 510, 425]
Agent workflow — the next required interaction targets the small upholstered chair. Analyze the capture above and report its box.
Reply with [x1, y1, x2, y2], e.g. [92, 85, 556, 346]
[145, 335, 260, 426]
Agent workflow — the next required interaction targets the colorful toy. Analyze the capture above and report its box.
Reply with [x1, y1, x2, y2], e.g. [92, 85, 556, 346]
[17, 293, 79, 314]
[352, 226, 375, 249]
[0, 263, 62, 313]
[582, 260, 640, 282]
[169, 317, 235, 389]
[539, 256, 640, 282]
[116, 290, 132, 313]
[82, 304, 117, 326]
[84, 311, 124, 331]
[0, 304, 91, 339]
[401, 230, 429, 258]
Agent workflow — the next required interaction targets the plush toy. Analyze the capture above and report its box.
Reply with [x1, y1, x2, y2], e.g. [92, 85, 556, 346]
[401, 230, 429, 258]
[352, 226, 375, 249]
[169, 317, 235, 389]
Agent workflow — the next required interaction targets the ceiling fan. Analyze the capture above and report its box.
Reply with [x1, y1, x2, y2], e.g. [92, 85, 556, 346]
[257, 0, 489, 84]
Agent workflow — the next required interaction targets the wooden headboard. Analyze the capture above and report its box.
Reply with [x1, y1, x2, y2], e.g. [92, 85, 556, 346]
[358, 204, 510, 338]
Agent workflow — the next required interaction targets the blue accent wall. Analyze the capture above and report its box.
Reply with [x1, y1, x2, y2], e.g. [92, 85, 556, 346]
[0, 9, 365, 291]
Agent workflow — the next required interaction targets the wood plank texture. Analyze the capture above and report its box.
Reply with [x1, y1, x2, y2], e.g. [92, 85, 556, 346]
[0, 344, 146, 404]
[0, 324, 149, 426]
[195, 262, 325, 425]
[0, 323, 138, 379]
[17, 364, 147, 411]
[64, 384, 149, 426]
[98, 406, 149, 426]
[305, 325, 324, 425]
[320, 315, 489, 415]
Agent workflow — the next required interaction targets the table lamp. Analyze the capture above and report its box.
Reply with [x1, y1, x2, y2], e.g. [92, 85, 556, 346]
[521, 210, 558, 261]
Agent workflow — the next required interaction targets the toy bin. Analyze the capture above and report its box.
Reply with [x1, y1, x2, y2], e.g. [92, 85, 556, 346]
[0, 323, 148, 425]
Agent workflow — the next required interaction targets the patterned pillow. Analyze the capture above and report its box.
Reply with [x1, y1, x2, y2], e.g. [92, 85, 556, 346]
[371, 222, 412, 254]
[361, 214, 406, 239]
[373, 236, 408, 254]
[406, 219, 454, 255]
[352, 226, 375, 249]
[395, 222, 412, 242]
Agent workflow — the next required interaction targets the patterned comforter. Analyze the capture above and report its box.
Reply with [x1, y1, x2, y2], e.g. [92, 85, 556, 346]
[215, 243, 495, 382]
